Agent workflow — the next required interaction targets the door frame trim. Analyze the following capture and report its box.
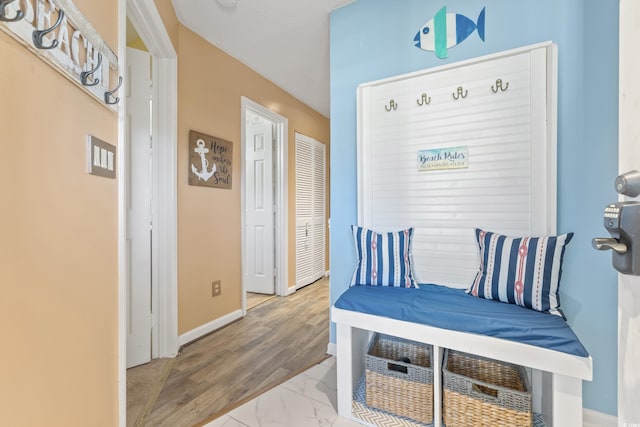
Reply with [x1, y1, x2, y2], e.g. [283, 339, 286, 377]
[241, 97, 289, 315]
[618, 1, 640, 422]
[119, 0, 178, 424]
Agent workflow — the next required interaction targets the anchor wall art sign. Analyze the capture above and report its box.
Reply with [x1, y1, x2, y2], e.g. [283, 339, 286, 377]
[188, 130, 233, 189]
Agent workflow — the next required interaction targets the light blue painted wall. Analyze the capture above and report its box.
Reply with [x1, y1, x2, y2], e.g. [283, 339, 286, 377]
[329, 0, 619, 415]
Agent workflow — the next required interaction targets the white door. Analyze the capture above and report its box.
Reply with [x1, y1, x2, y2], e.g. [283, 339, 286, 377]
[245, 111, 275, 294]
[618, 2, 640, 424]
[295, 133, 326, 289]
[126, 47, 152, 368]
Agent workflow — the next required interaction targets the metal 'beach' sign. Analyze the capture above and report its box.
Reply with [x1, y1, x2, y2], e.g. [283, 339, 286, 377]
[0, 0, 120, 110]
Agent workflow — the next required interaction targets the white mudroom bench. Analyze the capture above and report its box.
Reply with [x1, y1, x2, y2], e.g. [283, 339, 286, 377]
[331, 284, 593, 427]
[337, 40, 592, 427]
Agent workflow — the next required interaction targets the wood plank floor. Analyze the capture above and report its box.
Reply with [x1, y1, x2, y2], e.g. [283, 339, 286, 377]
[246, 292, 275, 310]
[128, 277, 330, 427]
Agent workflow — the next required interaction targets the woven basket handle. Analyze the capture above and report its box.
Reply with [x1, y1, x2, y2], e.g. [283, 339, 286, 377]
[386, 362, 408, 374]
[470, 383, 500, 403]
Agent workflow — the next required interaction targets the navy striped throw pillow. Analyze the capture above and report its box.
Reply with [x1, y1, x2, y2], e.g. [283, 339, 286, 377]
[350, 225, 418, 288]
[467, 228, 573, 317]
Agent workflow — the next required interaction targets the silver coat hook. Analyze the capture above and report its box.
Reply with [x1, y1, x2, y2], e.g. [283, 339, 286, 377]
[452, 86, 468, 100]
[81, 53, 102, 86]
[32, 9, 64, 49]
[104, 76, 123, 105]
[491, 78, 509, 93]
[417, 93, 431, 106]
[0, 0, 24, 22]
[385, 99, 398, 112]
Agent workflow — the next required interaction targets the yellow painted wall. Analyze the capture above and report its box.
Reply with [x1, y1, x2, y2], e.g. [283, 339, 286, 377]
[0, 0, 329, 421]
[127, 37, 148, 51]
[0, 0, 118, 425]
[177, 25, 330, 334]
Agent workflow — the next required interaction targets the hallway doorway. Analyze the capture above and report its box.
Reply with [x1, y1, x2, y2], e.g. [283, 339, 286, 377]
[241, 98, 289, 314]
[244, 109, 276, 297]
[119, 0, 179, 424]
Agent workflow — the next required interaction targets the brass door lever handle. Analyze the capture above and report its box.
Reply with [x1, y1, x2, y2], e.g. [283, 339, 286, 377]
[592, 237, 628, 254]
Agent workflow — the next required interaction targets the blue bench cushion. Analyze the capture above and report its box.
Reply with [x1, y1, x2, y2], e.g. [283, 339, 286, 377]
[334, 284, 588, 357]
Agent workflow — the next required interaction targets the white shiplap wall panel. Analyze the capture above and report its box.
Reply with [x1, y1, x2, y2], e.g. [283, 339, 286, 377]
[357, 43, 556, 288]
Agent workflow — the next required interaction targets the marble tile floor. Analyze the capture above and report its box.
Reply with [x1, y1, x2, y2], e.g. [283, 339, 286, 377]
[202, 356, 548, 427]
[202, 356, 363, 427]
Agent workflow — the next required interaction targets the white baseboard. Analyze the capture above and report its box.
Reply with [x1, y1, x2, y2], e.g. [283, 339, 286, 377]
[583, 408, 617, 427]
[178, 309, 243, 347]
[326, 342, 336, 356]
[325, 270, 330, 277]
[287, 285, 296, 295]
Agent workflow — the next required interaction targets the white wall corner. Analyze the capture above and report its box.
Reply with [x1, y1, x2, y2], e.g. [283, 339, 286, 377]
[326, 342, 337, 356]
[583, 408, 617, 427]
[178, 309, 243, 347]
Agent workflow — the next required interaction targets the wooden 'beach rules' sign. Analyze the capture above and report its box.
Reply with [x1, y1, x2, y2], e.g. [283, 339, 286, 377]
[188, 130, 232, 189]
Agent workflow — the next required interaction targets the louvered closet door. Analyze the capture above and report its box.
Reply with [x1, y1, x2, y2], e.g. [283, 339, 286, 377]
[295, 133, 326, 289]
[311, 141, 326, 281]
[359, 46, 551, 288]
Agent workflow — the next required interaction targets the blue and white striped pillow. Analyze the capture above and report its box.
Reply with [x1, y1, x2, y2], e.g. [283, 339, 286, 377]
[467, 228, 573, 317]
[350, 225, 418, 288]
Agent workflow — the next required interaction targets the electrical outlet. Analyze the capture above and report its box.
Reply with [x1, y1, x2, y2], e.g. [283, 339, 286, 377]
[212, 280, 221, 297]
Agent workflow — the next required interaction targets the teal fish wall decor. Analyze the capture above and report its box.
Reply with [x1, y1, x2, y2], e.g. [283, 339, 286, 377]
[414, 6, 486, 59]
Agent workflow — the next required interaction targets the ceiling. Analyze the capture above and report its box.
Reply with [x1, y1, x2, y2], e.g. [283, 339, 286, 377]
[173, 0, 355, 118]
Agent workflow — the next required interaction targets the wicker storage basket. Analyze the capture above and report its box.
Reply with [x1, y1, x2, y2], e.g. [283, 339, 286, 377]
[443, 349, 532, 427]
[365, 333, 433, 424]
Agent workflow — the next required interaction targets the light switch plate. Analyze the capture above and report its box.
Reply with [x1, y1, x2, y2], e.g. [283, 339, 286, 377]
[87, 135, 116, 178]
